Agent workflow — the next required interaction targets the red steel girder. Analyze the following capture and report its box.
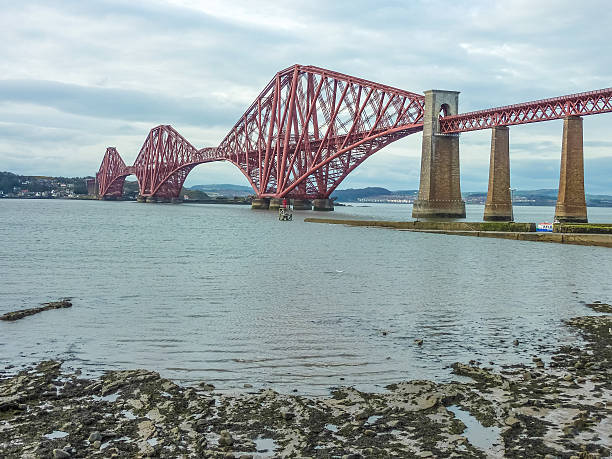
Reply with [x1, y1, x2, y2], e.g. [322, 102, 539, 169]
[216, 64, 425, 199]
[440, 87, 612, 133]
[132, 125, 220, 199]
[96, 147, 131, 198]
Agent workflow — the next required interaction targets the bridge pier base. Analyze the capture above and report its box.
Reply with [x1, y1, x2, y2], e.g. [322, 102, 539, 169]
[313, 199, 334, 211]
[292, 199, 312, 210]
[412, 90, 465, 219]
[555, 116, 588, 223]
[137, 195, 146, 203]
[484, 126, 513, 221]
[251, 198, 270, 209]
[269, 198, 283, 210]
[170, 197, 182, 204]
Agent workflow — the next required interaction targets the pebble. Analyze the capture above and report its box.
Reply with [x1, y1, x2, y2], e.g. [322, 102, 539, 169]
[88, 431, 102, 442]
[52, 450, 71, 459]
[93, 441, 101, 449]
[513, 339, 519, 346]
[414, 339, 423, 346]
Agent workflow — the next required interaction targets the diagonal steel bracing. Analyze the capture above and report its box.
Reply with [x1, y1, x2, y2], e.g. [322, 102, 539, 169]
[96, 65, 611, 201]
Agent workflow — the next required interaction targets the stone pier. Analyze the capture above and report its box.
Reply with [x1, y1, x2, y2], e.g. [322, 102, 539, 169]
[269, 198, 283, 210]
[292, 199, 312, 210]
[412, 90, 465, 219]
[555, 116, 588, 223]
[137, 195, 146, 203]
[483, 126, 513, 221]
[313, 199, 334, 211]
[251, 198, 269, 209]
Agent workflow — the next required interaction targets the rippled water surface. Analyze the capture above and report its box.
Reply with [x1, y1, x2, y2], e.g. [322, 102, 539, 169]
[1, 199, 611, 394]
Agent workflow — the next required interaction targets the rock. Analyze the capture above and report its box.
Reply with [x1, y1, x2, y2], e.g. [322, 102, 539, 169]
[88, 431, 102, 442]
[451, 362, 503, 386]
[218, 430, 234, 447]
[199, 382, 215, 391]
[243, 383, 253, 388]
[93, 441, 101, 449]
[52, 449, 71, 459]
[414, 339, 423, 346]
[504, 416, 520, 427]
[414, 395, 438, 411]
[513, 339, 519, 346]
[281, 410, 295, 421]
[417, 452, 434, 458]
[363, 429, 376, 437]
[0, 299, 72, 322]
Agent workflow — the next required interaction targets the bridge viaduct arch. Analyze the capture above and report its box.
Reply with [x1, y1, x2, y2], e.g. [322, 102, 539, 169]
[95, 65, 612, 222]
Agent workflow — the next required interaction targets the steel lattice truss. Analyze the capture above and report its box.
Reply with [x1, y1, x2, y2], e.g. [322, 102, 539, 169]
[96, 64, 612, 200]
[96, 147, 131, 198]
[216, 65, 425, 198]
[440, 88, 612, 133]
[132, 125, 220, 199]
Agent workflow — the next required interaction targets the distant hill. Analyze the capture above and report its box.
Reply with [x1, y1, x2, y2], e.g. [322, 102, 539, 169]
[332, 186, 612, 207]
[332, 187, 393, 202]
[189, 184, 252, 197]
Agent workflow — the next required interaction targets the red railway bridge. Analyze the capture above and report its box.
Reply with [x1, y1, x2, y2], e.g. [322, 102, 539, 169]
[96, 64, 612, 222]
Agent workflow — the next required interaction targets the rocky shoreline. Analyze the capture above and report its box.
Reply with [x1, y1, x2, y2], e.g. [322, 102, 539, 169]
[1, 303, 610, 458]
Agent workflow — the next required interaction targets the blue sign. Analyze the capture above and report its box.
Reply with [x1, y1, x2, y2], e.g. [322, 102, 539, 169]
[536, 223, 553, 232]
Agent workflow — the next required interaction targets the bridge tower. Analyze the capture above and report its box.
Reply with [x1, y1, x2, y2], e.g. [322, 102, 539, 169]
[412, 90, 466, 218]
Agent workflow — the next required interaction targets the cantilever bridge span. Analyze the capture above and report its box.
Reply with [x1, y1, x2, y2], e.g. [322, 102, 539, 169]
[96, 64, 612, 221]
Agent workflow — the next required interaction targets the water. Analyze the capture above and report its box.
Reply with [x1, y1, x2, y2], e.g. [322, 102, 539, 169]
[1, 199, 612, 395]
[447, 405, 502, 453]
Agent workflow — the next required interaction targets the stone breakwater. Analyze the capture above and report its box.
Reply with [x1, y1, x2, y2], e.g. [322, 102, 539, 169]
[0, 304, 610, 458]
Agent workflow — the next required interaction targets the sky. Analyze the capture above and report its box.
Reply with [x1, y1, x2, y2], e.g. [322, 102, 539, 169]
[0, 0, 611, 193]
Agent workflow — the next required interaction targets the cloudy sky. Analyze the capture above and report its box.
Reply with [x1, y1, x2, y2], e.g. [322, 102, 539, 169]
[1, 0, 611, 193]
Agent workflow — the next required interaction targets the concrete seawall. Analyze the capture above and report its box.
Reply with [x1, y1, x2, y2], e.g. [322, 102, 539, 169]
[304, 218, 612, 248]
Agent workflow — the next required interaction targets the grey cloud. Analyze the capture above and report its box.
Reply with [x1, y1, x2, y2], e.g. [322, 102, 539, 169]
[0, 0, 611, 190]
[0, 79, 240, 127]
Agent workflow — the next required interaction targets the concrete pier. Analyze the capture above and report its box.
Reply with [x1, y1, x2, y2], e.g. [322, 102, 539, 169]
[555, 116, 588, 223]
[137, 195, 146, 203]
[251, 198, 270, 209]
[484, 126, 513, 221]
[145, 196, 156, 203]
[269, 198, 283, 210]
[313, 198, 334, 211]
[412, 90, 466, 219]
[292, 199, 312, 210]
